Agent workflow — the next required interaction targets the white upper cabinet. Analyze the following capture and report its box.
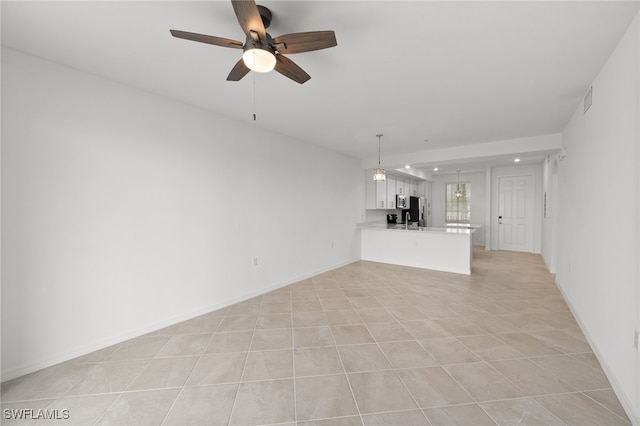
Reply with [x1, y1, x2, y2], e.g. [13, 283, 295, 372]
[366, 173, 388, 209]
[375, 180, 387, 209]
[408, 181, 417, 196]
[386, 175, 396, 209]
[365, 171, 423, 210]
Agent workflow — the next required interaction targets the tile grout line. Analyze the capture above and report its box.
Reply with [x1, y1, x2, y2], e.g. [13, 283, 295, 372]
[159, 311, 225, 426]
[320, 277, 365, 426]
[358, 317, 433, 424]
[579, 390, 633, 424]
[289, 287, 298, 425]
[223, 295, 260, 425]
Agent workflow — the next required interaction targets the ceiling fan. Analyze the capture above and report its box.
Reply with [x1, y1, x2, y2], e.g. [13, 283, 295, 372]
[170, 0, 337, 84]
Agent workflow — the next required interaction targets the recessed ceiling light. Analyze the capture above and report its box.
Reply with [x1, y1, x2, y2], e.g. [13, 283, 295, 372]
[433, 167, 439, 171]
[404, 165, 411, 169]
[514, 158, 521, 163]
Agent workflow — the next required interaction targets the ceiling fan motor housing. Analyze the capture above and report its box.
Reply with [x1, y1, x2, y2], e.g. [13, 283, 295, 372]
[244, 32, 276, 53]
[257, 5, 272, 29]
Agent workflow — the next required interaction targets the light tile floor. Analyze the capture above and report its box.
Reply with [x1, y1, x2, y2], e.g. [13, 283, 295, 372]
[1, 249, 631, 425]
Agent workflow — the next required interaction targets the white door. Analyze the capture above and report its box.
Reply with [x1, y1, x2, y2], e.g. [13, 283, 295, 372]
[498, 175, 534, 252]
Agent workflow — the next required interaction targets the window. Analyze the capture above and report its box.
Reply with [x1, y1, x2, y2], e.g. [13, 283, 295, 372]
[445, 182, 471, 223]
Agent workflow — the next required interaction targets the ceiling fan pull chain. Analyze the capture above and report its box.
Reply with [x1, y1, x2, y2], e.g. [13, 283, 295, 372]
[252, 52, 257, 121]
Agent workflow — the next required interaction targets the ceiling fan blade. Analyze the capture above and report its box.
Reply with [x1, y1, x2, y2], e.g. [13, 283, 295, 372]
[170, 30, 243, 49]
[272, 31, 337, 54]
[274, 54, 310, 84]
[231, 0, 266, 40]
[227, 59, 251, 81]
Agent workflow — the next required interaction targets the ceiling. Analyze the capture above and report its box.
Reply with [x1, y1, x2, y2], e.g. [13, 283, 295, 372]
[2, 1, 638, 175]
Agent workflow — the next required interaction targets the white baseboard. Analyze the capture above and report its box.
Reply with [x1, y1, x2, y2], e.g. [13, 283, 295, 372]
[554, 277, 640, 425]
[1, 257, 360, 383]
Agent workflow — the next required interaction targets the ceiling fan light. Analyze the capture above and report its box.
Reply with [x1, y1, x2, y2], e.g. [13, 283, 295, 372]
[242, 47, 276, 73]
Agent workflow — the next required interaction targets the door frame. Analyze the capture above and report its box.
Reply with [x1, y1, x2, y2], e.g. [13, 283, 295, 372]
[490, 165, 542, 253]
[497, 174, 535, 252]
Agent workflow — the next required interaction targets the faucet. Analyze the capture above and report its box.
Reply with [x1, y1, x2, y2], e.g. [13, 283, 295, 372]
[405, 212, 411, 229]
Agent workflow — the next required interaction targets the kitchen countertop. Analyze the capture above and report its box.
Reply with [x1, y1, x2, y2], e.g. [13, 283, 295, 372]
[357, 222, 478, 235]
[444, 223, 483, 229]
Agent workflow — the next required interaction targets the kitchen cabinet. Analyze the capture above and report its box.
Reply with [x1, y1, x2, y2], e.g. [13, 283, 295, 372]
[375, 180, 387, 208]
[365, 171, 397, 210]
[365, 171, 423, 210]
[386, 175, 397, 209]
[408, 181, 417, 196]
[366, 173, 388, 209]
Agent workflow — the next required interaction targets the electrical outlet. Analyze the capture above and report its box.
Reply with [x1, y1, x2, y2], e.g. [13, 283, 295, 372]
[634, 331, 639, 351]
[331, 242, 334, 249]
[252, 257, 258, 267]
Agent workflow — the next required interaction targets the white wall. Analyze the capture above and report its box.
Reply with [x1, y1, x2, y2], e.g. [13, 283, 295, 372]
[1, 48, 363, 381]
[555, 13, 639, 423]
[431, 170, 487, 246]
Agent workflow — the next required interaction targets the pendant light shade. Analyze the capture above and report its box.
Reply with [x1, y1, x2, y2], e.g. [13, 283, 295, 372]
[373, 168, 386, 181]
[455, 169, 463, 198]
[373, 134, 386, 181]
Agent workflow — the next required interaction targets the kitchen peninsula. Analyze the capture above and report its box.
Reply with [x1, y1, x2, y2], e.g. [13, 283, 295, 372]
[358, 223, 478, 275]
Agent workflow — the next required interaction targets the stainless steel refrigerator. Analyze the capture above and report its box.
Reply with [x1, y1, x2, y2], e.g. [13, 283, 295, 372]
[403, 196, 426, 227]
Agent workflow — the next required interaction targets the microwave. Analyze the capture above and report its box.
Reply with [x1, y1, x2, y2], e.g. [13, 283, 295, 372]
[396, 194, 407, 209]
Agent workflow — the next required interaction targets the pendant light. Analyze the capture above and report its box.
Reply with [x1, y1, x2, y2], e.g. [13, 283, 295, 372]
[373, 134, 386, 181]
[455, 169, 463, 198]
